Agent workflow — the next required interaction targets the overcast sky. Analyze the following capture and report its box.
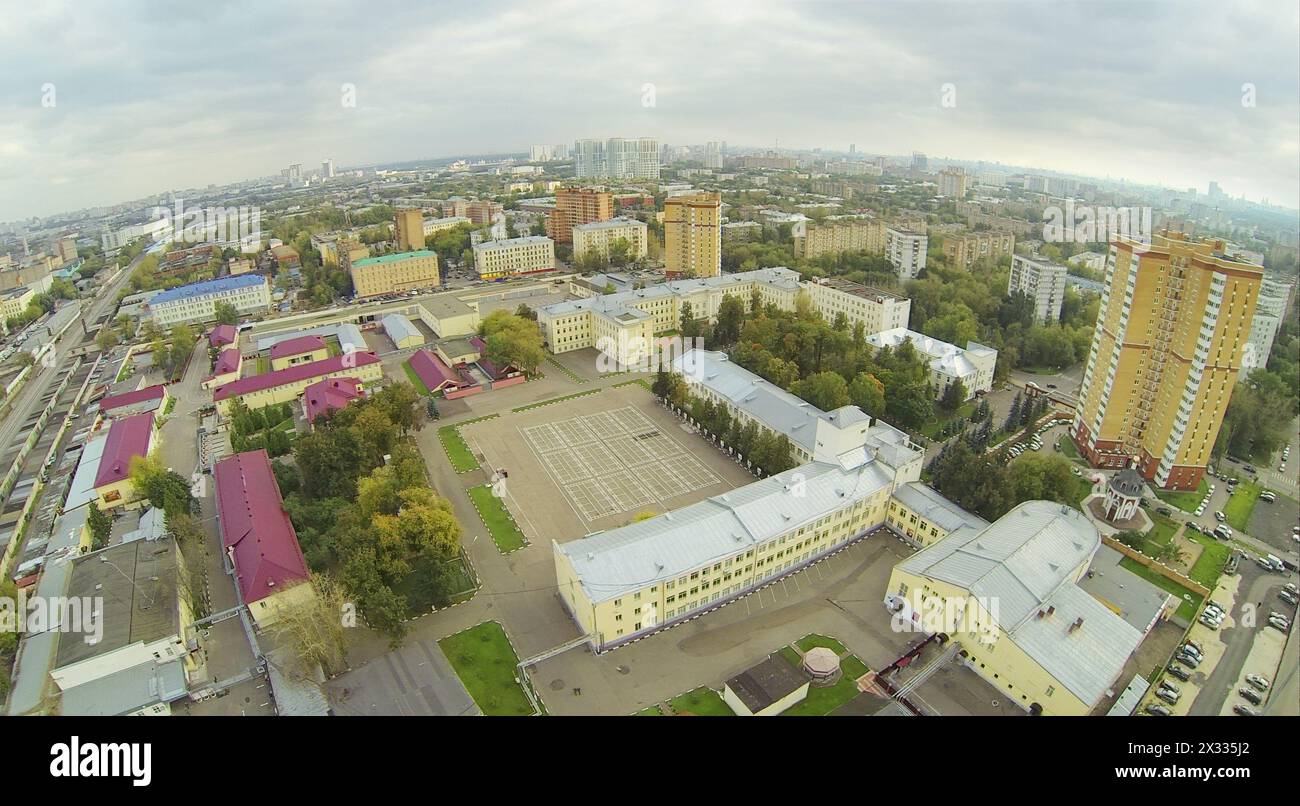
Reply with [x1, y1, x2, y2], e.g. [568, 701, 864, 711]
[2, 0, 1297, 222]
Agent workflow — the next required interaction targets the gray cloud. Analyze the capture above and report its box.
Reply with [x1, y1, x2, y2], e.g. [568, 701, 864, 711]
[1, 0, 1296, 221]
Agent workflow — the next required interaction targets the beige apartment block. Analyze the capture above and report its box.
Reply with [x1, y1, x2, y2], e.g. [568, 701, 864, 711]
[572, 217, 648, 264]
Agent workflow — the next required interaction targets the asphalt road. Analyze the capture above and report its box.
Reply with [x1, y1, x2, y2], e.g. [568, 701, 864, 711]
[0, 254, 140, 453]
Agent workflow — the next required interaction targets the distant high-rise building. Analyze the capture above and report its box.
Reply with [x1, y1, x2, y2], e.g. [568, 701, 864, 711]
[704, 141, 724, 169]
[530, 144, 553, 162]
[573, 138, 660, 179]
[321, 159, 335, 178]
[395, 209, 425, 252]
[552, 143, 569, 160]
[546, 187, 614, 245]
[664, 192, 722, 279]
[938, 167, 968, 198]
[1208, 181, 1224, 199]
[1071, 232, 1263, 490]
[911, 152, 928, 171]
[1009, 253, 1067, 323]
[55, 236, 78, 263]
[849, 144, 856, 155]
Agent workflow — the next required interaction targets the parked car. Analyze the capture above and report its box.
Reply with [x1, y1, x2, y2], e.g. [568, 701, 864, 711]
[1155, 687, 1180, 705]
[1267, 616, 1289, 632]
[1175, 651, 1201, 668]
[1158, 680, 1182, 696]
[1146, 703, 1172, 716]
[1280, 590, 1299, 606]
[1238, 688, 1263, 706]
[1166, 664, 1192, 682]
[1259, 491, 1276, 503]
[1214, 511, 1227, 522]
[1245, 674, 1270, 691]
[1233, 704, 1258, 716]
[1285, 582, 1299, 595]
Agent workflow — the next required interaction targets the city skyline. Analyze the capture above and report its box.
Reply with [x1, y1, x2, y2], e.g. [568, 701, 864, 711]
[2, 0, 1297, 222]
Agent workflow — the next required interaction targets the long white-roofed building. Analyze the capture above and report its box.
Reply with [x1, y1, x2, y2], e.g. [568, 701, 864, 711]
[865, 327, 996, 400]
[554, 346, 937, 650]
[885, 500, 1145, 715]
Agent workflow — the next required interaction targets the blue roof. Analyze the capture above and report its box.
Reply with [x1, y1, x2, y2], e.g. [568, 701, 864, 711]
[152, 274, 266, 305]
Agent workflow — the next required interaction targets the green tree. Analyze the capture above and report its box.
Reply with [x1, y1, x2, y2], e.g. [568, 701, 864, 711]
[793, 371, 850, 411]
[213, 301, 239, 325]
[87, 504, 112, 549]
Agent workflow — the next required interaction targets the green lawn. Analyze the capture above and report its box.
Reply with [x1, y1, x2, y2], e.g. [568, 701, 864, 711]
[438, 424, 479, 472]
[402, 361, 432, 396]
[438, 622, 534, 716]
[668, 687, 734, 716]
[1186, 533, 1231, 589]
[612, 378, 653, 392]
[778, 645, 802, 669]
[1154, 478, 1209, 514]
[781, 655, 871, 717]
[1223, 481, 1261, 532]
[1141, 512, 1181, 554]
[1070, 475, 1095, 509]
[468, 484, 527, 553]
[255, 355, 270, 374]
[1119, 557, 1203, 622]
[1059, 436, 1081, 461]
[511, 389, 601, 413]
[795, 634, 847, 656]
[393, 553, 477, 614]
[920, 402, 977, 439]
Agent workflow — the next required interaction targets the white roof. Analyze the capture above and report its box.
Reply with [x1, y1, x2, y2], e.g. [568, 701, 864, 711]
[539, 267, 801, 319]
[866, 327, 992, 377]
[897, 500, 1141, 707]
[381, 313, 421, 343]
[558, 459, 893, 604]
[64, 434, 107, 511]
[893, 482, 989, 535]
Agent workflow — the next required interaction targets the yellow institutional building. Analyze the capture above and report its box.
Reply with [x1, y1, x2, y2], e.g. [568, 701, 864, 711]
[349, 250, 441, 299]
[572, 217, 648, 264]
[1071, 232, 1262, 489]
[664, 193, 722, 278]
[212, 351, 384, 414]
[885, 501, 1143, 716]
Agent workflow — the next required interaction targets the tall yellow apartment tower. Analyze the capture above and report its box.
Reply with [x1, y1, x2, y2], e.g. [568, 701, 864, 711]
[664, 192, 722, 278]
[1071, 232, 1262, 490]
[395, 209, 425, 252]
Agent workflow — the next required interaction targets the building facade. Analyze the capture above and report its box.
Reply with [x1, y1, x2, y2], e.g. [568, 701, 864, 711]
[943, 231, 1015, 270]
[664, 192, 722, 278]
[886, 228, 928, 279]
[349, 250, 440, 298]
[395, 209, 425, 252]
[1071, 233, 1263, 489]
[546, 187, 614, 244]
[472, 236, 555, 279]
[1009, 253, 1068, 323]
[572, 218, 648, 264]
[573, 137, 660, 179]
[149, 275, 271, 327]
[938, 167, 968, 198]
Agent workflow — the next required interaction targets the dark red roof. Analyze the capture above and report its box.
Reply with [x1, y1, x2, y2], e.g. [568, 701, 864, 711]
[304, 377, 363, 424]
[213, 351, 381, 401]
[94, 411, 154, 488]
[269, 334, 327, 360]
[214, 449, 311, 605]
[409, 349, 466, 391]
[98, 384, 166, 413]
[469, 336, 517, 380]
[209, 324, 237, 348]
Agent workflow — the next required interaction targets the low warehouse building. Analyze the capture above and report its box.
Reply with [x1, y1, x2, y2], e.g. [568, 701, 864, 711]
[212, 351, 383, 414]
[723, 654, 812, 716]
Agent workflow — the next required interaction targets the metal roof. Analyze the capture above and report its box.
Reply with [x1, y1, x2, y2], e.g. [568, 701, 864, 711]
[151, 274, 266, 305]
[557, 459, 893, 604]
[893, 482, 989, 534]
[381, 313, 422, 344]
[59, 659, 188, 716]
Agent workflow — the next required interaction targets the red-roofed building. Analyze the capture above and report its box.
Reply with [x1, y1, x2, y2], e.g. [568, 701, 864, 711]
[209, 324, 237, 348]
[269, 334, 329, 370]
[94, 412, 156, 509]
[202, 348, 243, 390]
[214, 450, 314, 628]
[213, 351, 383, 414]
[98, 384, 168, 419]
[408, 349, 476, 396]
[303, 377, 364, 427]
